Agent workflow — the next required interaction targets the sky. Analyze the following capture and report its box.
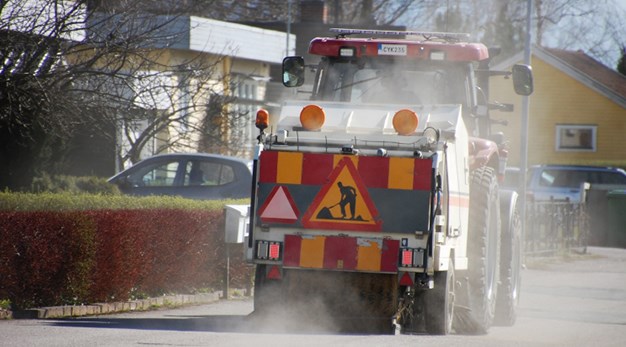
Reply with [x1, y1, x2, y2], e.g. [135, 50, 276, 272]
[394, 0, 625, 70]
[493, 0, 625, 69]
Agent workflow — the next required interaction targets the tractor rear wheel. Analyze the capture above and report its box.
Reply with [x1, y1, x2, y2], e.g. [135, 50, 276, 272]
[494, 191, 522, 326]
[458, 166, 501, 333]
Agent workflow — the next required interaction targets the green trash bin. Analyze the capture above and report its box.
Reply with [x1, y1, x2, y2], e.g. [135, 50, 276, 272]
[607, 190, 626, 248]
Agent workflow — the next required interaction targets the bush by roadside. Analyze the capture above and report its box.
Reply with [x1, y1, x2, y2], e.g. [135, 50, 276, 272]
[31, 174, 120, 195]
[0, 191, 240, 211]
[0, 192, 252, 311]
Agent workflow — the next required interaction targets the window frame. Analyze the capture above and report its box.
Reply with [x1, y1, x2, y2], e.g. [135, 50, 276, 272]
[555, 124, 597, 152]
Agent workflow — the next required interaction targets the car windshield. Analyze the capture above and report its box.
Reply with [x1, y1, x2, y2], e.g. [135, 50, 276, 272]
[540, 168, 626, 188]
[316, 58, 472, 106]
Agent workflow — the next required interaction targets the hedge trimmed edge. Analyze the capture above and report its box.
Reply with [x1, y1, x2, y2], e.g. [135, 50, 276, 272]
[0, 193, 252, 310]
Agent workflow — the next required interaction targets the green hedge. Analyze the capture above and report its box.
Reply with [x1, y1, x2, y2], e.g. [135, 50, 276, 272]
[0, 191, 245, 211]
[30, 174, 121, 195]
[0, 193, 252, 310]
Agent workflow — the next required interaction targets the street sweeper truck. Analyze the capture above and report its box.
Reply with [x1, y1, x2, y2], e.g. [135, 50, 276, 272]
[246, 28, 533, 334]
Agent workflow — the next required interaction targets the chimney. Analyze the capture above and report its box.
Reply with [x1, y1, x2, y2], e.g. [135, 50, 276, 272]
[300, 0, 327, 23]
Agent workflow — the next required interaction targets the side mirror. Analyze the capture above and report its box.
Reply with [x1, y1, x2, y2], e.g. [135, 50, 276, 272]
[282, 56, 305, 87]
[512, 64, 534, 96]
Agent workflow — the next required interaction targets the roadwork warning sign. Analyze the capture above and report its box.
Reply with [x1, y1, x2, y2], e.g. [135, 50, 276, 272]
[302, 157, 382, 231]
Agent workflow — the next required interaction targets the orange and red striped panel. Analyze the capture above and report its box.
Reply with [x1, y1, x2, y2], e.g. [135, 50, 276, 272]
[283, 234, 400, 273]
[259, 150, 432, 191]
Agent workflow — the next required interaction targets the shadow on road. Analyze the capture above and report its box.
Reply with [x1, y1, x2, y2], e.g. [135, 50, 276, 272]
[50, 314, 263, 333]
[49, 312, 396, 335]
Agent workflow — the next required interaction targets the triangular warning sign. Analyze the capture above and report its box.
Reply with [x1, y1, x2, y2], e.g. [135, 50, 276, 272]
[302, 157, 381, 231]
[258, 186, 299, 224]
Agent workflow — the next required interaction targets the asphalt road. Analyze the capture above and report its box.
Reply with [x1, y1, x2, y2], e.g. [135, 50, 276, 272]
[1, 247, 625, 347]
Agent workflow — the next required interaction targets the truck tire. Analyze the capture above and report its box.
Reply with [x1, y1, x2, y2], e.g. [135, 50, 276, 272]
[460, 166, 501, 333]
[424, 260, 455, 335]
[494, 190, 522, 326]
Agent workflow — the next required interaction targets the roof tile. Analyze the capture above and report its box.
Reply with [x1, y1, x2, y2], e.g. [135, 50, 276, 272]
[543, 47, 626, 100]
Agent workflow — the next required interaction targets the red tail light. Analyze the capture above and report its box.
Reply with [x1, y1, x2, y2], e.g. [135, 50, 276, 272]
[269, 243, 280, 259]
[256, 240, 283, 261]
[401, 249, 413, 266]
[399, 248, 425, 268]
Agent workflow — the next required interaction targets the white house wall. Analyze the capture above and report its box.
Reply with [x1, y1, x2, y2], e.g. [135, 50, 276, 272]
[188, 17, 295, 64]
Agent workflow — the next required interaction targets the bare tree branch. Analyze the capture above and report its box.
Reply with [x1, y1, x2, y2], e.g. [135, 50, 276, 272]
[0, 0, 247, 188]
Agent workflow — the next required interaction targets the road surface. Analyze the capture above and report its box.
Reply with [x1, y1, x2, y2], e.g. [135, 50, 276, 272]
[1, 247, 625, 346]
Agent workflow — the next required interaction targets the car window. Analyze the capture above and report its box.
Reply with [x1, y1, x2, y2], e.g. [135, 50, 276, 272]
[539, 170, 556, 187]
[540, 169, 587, 188]
[184, 160, 236, 186]
[566, 171, 590, 188]
[129, 161, 179, 187]
[597, 172, 626, 184]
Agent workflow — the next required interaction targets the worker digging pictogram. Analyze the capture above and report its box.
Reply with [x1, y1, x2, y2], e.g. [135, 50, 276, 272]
[316, 181, 363, 221]
[302, 157, 382, 231]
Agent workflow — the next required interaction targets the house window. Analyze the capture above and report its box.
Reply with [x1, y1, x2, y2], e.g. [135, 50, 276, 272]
[555, 124, 597, 152]
[231, 76, 261, 154]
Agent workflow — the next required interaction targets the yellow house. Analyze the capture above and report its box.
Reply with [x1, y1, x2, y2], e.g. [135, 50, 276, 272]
[491, 45, 626, 168]
[96, 16, 295, 168]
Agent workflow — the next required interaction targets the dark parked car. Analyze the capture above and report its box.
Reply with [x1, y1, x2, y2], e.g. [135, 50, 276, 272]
[108, 153, 252, 200]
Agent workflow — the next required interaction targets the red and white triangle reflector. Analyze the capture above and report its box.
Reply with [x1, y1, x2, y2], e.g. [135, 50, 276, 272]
[258, 186, 299, 224]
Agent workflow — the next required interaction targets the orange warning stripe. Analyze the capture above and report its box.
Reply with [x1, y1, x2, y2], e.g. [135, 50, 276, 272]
[388, 157, 415, 190]
[299, 235, 325, 268]
[276, 152, 303, 184]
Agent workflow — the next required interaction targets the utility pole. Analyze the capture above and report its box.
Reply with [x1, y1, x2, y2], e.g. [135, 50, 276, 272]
[519, 0, 533, 239]
[286, 0, 292, 56]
